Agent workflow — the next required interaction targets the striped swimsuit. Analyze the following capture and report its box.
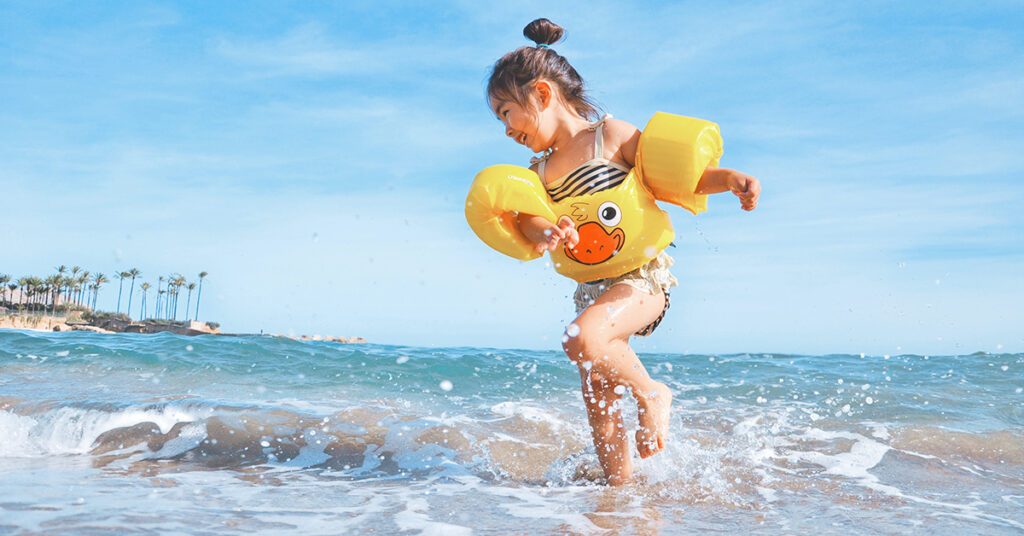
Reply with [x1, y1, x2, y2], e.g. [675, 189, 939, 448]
[533, 116, 674, 337]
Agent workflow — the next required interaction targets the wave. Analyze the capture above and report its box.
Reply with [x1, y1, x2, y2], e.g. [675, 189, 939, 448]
[2, 398, 1021, 495]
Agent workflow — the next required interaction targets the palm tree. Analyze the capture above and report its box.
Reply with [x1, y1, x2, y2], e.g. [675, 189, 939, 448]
[77, 272, 89, 305]
[169, 274, 186, 320]
[69, 266, 81, 305]
[77, 271, 89, 306]
[139, 282, 151, 319]
[194, 271, 208, 321]
[184, 282, 196, 321]
[115, 271, 129, 313]
[53, 265, 67, 305]
[92, 273, 109, 310]
[45, 275, 61, 315]
[0, 274, 10, 306]
[125, 268, 141, 320]
[7, 283, 17, 309]
[155, 276, 165, 319]
[157, 289, 166, 320]
[26, 276, 41, 313]
[14, 279, 27, 310]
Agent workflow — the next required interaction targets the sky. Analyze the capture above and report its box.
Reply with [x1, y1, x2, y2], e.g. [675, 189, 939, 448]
[2, 1, 1022, 355]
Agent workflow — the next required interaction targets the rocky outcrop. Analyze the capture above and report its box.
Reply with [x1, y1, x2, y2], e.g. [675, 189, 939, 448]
[280, 334, 367, 344]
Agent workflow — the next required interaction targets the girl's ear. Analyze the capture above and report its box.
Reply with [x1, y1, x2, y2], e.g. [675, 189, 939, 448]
[534, 80, 553, 109]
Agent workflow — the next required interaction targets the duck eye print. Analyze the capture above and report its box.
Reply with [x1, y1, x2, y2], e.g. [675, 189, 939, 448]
[597, 201, 622, 227]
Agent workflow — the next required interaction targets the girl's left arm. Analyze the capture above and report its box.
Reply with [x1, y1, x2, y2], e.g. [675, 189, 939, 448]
[610, 118, 760, 211]
[696, 168, 760, 211]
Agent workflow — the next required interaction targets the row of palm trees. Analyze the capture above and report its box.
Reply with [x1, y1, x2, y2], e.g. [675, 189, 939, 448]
[0, 266, 209, 323]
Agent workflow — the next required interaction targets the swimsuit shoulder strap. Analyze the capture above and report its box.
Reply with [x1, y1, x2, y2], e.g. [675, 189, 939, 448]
[529, 150, 552, 181]
[588, 114, 612, 159]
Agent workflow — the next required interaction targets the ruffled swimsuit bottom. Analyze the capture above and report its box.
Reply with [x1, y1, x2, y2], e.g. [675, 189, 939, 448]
[572, 250, 678, 336]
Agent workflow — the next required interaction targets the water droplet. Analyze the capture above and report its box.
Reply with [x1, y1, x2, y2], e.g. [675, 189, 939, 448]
[865, 397, 874, 405]
[260, 441, 270, 447]
[613, 385, 626, 395]
[565, 323, 581, 337]
[396, 355, 410, 364]
[439, 380, 453, 391]
[185, 345, 194, 352]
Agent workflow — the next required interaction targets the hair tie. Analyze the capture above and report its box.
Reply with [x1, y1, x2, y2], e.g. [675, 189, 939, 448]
[537, 44, 549, 49]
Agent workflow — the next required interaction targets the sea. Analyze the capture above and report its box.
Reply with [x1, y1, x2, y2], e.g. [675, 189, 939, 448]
[0, 330, 1021, 535]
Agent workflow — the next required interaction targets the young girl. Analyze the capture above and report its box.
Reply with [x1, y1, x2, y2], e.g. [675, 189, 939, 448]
[484, 18, 760, 485]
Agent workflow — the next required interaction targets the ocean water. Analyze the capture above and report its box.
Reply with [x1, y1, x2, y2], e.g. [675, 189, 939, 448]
[0, 330, 1021, 535]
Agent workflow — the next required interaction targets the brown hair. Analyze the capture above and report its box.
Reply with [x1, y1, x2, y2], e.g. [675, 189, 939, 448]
[487, 18, 599, 121]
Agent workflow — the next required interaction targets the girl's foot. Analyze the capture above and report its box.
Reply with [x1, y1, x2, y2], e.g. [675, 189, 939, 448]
[635, 382, 672, 458]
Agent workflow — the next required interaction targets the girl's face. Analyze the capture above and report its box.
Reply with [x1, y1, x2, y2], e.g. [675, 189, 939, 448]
[491, 82, 558, 153]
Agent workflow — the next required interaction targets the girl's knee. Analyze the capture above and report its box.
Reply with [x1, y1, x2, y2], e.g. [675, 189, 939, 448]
[562, 322, 616, 366]
[562, 323, 595, 363]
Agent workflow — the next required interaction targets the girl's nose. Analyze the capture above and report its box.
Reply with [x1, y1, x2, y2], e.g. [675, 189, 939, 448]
[505, 126, 516, 138]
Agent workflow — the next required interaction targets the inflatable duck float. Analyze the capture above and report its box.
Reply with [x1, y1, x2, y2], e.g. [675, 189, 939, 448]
[466, 112, 723, 283]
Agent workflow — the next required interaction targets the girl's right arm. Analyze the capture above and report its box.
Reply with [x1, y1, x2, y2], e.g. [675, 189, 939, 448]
[517, 214, 579, 254]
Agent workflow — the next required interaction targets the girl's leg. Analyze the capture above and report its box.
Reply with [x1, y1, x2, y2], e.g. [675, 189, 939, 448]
[563, 284, 673, 482]
[578, 364, 630, 485]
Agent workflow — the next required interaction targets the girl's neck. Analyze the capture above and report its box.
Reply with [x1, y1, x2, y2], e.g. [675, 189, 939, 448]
[546, 110, 594, 154]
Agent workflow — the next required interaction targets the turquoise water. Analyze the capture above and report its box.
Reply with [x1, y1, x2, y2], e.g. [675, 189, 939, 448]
[1, 330, 1022, 534]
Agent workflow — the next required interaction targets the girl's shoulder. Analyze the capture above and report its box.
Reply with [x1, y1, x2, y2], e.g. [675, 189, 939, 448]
[602, 117, 642, 166]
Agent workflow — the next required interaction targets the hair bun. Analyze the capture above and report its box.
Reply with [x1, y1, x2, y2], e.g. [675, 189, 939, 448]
[523, 18, 564, 46]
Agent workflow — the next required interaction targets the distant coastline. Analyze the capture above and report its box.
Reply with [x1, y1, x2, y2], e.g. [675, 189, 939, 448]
[0, 312, 366, 344]
[2, 266, 365, 343]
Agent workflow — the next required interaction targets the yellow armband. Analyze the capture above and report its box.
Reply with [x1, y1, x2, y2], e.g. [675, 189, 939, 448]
[465, 164, 557, 261]
[635, 112, 724, 215]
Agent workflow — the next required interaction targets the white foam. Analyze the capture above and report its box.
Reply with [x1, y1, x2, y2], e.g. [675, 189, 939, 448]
[394, 497, 472, 536]
[786, 428, 890, 479]
[483, 485, 603, 533]
[0, 406, 198, 458]
[490, 402, 567, 431]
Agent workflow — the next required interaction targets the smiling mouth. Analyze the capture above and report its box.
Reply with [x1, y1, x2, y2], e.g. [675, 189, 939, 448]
[518, 133, 527, 146]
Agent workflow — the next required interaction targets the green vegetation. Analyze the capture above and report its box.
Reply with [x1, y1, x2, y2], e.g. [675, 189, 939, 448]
[1, 267, 211, 323]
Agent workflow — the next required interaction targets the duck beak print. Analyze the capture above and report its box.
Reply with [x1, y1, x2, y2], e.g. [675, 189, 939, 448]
[565, 222, 625, 265]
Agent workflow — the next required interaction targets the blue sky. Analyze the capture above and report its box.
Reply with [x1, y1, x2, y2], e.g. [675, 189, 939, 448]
[2, 1, 1022, 355]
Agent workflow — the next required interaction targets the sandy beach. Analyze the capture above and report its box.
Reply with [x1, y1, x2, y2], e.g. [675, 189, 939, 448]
[0, 313, 70, 332]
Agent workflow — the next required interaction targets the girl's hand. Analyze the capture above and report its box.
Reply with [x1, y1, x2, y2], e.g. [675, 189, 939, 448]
[518, 214, 578, 254]
[556, 215, 579, 250]
[727, 172, 761, 211]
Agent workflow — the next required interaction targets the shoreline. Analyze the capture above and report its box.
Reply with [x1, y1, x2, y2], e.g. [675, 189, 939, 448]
[0, 313, 366, 343]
